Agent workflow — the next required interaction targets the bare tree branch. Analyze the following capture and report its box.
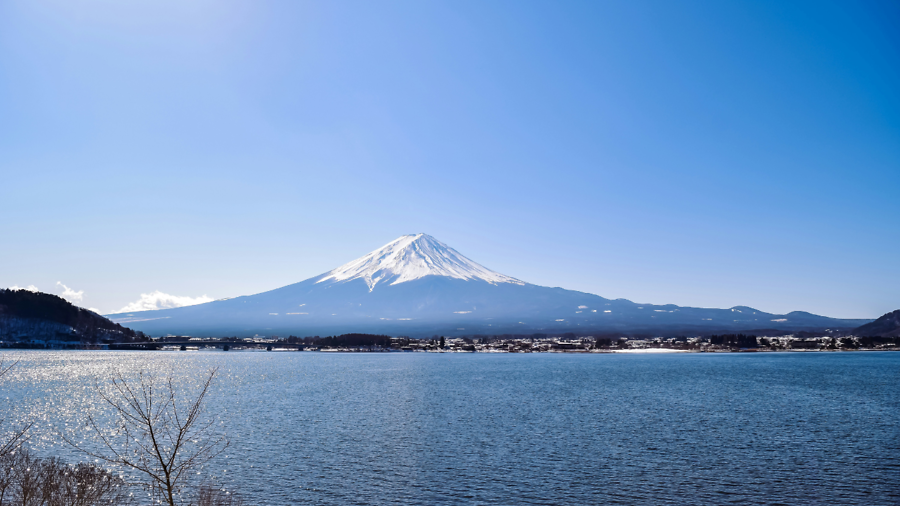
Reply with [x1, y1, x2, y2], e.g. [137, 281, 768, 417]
[0, 358, 31, 460]
[64, 367, 227, 506]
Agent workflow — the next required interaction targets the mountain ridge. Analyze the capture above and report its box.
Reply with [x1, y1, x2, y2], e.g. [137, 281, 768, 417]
[108, 234, 872, 337]
[1, 288, 138, 342]
[852, 309, 900, 337]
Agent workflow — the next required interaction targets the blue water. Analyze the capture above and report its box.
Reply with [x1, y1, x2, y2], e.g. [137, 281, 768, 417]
[3, 351, 898, 505]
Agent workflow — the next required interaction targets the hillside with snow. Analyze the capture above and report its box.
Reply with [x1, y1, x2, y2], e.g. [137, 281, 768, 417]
[108, 234, 870, 337]
[1, 288, 138, 342]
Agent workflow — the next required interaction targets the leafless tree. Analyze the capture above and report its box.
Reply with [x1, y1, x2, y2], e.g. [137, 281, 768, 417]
[65, 368, 226, 506]
[11, 450, 40, 506]
[0, 359, 31, 460]
[196, 484, 244, 506]
[0, 448, 133, 506]
[0, 357, 136, 505]
[0, 451, 14, 503]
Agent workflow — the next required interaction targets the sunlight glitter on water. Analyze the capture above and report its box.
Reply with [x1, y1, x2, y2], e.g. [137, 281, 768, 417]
[1, 350, 898, 506]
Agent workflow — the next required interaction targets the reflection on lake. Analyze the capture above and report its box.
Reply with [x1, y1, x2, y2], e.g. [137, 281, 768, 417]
[2, 351, 898, 505]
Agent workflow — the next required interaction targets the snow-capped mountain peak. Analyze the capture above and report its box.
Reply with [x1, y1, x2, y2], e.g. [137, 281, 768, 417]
[316, 234, 524, 291]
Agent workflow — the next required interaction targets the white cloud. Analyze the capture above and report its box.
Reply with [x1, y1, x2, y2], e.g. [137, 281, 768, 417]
[116, 291, 214, 313]
[9, 285, 40, 292]
[56, 282, 84, 302]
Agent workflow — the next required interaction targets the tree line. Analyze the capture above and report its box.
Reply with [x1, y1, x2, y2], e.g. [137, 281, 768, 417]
[707, 334, 758, 347]
[277, 333, 393, 348]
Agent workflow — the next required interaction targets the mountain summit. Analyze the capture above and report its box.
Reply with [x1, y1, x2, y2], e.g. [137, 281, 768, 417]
[317, 234, 523, 291]
[110, 234, 870, 337]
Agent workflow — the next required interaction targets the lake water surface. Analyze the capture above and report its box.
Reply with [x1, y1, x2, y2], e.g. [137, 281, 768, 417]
[2, 351, 898, 505]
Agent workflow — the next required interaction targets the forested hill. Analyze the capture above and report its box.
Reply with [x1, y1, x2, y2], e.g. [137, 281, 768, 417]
[853, 309, 900, 338]
[0, 289, 138, 342]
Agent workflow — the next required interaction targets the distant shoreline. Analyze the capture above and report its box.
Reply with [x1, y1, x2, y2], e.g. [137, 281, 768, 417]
[1, 344, 897, 354]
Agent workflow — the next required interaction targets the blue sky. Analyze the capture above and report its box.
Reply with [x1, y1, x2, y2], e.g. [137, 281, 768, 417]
[1, 0, 898, 318]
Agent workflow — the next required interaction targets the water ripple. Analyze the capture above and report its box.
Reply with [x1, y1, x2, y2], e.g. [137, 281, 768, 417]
[0, 351, 897, 505]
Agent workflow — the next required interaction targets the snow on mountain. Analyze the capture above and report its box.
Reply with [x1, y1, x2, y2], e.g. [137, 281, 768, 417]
[107, 233, 871, 337]
[316, 234, 524, 291]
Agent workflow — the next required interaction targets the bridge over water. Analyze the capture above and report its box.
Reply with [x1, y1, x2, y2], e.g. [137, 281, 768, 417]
[111, 341, 304, 351]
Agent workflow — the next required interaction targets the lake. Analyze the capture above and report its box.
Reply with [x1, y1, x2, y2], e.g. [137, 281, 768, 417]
[2, 350, 898, 505]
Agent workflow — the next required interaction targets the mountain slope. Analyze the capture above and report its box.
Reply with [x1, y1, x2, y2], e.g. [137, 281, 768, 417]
[108, 234, 871, 337]
[852, 309, 900, 337]
[0, 289, 138, 342]
[317, 234, 523, 290]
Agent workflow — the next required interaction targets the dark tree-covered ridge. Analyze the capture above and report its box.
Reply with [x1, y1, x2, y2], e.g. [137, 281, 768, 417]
[0, 289, 137, 342]
[853, 309, 900, 338]
[309, 334, 392, 348]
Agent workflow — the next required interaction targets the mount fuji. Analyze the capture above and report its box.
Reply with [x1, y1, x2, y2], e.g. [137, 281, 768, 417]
[109, 234, 869, 337]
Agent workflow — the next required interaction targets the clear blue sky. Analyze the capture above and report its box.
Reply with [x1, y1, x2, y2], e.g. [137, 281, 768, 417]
[1, 0, 898, 318]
